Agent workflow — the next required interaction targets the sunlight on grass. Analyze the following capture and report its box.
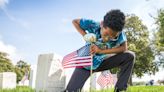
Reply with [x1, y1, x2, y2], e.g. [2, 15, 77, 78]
[0, 86, 164, 92]
[0, 86, 34, 92]
[96, 86, 164, 92]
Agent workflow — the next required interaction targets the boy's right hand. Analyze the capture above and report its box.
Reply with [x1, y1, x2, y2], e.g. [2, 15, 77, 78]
[90, 44, 102, 54]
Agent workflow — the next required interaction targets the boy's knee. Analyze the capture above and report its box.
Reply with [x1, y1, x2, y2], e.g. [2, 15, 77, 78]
[125, 51, 135, 61]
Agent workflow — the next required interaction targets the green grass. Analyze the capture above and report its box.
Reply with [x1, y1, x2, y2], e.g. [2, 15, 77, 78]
[0, 86, 164, 92]
[127, 86, 164, 92]
[0, 86, 34, 92]
[95, 86, 164, 92]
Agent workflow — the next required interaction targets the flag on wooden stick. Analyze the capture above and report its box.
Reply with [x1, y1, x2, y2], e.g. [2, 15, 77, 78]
[97, 70, 114, 88]
[62, 44, 92, 68]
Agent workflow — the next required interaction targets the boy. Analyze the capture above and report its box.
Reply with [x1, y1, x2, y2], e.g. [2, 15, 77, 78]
[64, 9, 135, 92]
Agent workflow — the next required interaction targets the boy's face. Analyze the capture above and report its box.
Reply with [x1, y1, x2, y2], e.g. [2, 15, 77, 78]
[100, 21, 120, 41]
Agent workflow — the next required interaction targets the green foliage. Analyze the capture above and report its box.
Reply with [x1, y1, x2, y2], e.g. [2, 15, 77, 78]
[154, 9, 164, 67]
[155, 9, 164, 50]
[108, 14, 159, 81]
[124, 14, 157, 77]
[0, 51, 31, 83]
[14, 67, 24, 83]
[0, 52, 15, 73]
[15, 60, 31, 83]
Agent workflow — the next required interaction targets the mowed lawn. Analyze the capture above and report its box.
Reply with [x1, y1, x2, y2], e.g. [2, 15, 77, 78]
[0, 86, 34, 92]
[0, 86, 164, 92]
[96, 86, 164, 92]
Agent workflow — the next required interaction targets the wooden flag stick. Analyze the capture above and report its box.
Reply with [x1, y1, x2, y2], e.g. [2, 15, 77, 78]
[90, 54, 93, 92]
[90, 42, 94, 92]
[88, 35, 96, 92]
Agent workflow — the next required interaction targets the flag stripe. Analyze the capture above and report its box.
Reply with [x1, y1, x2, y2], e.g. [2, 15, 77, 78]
[63, 52, 78, 63]
[62, 50, 92, 68]
[63, 56, 92, 65]
[70, 56, 91, 61]
[63, 63, 92, 68]
[63, 60, 92, 66]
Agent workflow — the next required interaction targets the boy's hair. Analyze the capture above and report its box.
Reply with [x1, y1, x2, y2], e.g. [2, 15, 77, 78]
[103, 9, 125, 32]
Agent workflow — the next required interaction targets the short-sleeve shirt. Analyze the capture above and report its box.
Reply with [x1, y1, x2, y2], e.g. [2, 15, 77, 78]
[79, 19, 127, 70]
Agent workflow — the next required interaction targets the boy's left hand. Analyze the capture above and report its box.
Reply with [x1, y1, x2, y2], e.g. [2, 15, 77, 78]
[90, 44, 102, 54]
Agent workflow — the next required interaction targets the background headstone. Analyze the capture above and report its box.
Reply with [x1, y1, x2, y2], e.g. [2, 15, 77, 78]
[29, 68, 36, 88]
[35, 53, 66, 92]
[0, 72, 16, 89]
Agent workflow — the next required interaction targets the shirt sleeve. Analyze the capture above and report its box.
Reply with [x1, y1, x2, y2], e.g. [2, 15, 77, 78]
[117, 31, 127, 45]
[79, 18, 100, 33]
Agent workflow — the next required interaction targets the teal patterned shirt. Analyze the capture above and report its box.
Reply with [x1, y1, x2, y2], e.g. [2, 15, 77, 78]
[79, 19, 127, 70]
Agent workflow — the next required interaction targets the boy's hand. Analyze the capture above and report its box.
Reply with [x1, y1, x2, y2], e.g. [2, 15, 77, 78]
[90, 44, 102, 54]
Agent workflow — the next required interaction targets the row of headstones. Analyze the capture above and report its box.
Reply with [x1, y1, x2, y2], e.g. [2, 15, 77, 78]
[34, 53, 103, 92]
[0, 53, 107, 92]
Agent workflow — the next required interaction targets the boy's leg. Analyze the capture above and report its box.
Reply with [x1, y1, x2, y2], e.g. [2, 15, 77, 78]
[64, 51, 135, 92]
[64, 68, 90, 92]
[94, 51, 135, 91]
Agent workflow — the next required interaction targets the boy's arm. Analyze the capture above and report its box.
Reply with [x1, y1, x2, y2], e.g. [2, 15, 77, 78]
[72, 19, 86, 36]
[101, 41, 128, 54]
[90, 41, 128, 54]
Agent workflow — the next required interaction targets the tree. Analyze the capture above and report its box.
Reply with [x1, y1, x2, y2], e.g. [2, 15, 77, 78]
[0, 52, 15, 72]
[0, 52, 31, 83]
[154, 9, 164, 67]
[16, 60, 30, 69]
[124, 14, 158, 85]
[155, 9, 164, 50]
[15, 66, 24, 83]
[15, 60, 31, 83]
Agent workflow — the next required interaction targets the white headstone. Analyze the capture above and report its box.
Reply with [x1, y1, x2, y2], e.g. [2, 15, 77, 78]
[91, 73, 97, 89]
[29, 68, 36, 88]
[18, 80, 29, 86]
[82, 73, 97, 91]
[35, 53, 66, 92]
[0, 72, 16, 89]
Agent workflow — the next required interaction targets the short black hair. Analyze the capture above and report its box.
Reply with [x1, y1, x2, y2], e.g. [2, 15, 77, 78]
[103, 9, 125, 32]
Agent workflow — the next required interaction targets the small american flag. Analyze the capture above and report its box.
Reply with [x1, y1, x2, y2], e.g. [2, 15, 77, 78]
[97, 70, 114, 88]
[62, 44, 92, 68]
